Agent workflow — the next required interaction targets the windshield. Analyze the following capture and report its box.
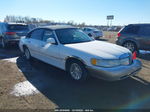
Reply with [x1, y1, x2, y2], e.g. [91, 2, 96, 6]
[8, 25, 29, 31]
[55, 28, 94, 44]
[90, 28, 99, 31]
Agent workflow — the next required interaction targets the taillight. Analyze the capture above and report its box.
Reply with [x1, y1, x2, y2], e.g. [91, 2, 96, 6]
[132, 52, 137, 60]
[117, 32, 121, 37]
[5, 32, 16, 35]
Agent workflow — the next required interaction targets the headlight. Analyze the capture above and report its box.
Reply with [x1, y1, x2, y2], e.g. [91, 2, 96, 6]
[91, 58, 129, 68]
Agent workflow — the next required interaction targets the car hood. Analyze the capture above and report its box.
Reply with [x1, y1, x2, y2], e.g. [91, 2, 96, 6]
[64, 40, 131, 59]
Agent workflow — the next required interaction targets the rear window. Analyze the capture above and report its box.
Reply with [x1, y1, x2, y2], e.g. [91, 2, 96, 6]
[121, 25, 140, 34]
[87, 28, 92, 31]
[7, 25, 28, 30]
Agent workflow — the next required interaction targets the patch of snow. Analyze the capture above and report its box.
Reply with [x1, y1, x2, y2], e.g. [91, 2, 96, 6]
[140, 50, 150, 54]
[10, 81, 39, 97]
[18, 69, 22, 73]
[3, 57, 18, 63]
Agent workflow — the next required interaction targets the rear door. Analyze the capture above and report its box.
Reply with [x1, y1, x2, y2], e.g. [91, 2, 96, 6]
[121, 25, 141, 44]
[138, 25, 150, 50]
[26, 29, 44, 59]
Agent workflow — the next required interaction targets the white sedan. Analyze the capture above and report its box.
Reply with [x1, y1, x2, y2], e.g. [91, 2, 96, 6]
[19, 25, 142, 81]
[82, 27, 103, 39]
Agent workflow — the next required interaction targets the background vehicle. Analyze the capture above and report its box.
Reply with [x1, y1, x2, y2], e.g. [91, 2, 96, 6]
[0, 22, 29, 48]
[82, 27, 103, 39]
[116, 24, 150, 53]
[19, 25, 141, 82]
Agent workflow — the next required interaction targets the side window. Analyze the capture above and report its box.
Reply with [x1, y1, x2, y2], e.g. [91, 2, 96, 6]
[42, 30, 55, 42]
[122, 25, 139, 34]
[30, 29, 44, 40]
[139, 26, 150, 36]
[83, 28, 86, 31]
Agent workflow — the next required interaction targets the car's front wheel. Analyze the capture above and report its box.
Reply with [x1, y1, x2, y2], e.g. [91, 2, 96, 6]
[24, 47, 32, 60]
[67, 60, 88, 81]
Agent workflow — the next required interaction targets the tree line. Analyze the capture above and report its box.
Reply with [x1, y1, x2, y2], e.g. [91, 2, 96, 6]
[4, 15, 86, 27]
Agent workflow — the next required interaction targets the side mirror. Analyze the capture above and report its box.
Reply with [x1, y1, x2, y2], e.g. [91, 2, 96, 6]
[46, 38, 56, 44]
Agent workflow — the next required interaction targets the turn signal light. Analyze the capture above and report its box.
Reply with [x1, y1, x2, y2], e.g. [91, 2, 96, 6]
[91, 59, 97, 65]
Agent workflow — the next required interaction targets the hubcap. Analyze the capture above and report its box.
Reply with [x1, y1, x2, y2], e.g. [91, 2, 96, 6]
[70, 63, 82, 80]
[25, 49, 30, 59]
[124, 42, 135, 52]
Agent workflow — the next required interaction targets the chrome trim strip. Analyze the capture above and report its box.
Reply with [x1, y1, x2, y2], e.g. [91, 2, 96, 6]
[30, 48, 64, 60]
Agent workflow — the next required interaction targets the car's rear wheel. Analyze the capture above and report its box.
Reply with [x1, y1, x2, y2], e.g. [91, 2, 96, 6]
[67, 60, 88, 81]
[24, 47, 31, 60]
[123, 41, 137, 53]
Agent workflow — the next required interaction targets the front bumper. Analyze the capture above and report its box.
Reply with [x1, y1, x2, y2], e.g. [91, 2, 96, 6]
[86, 59, 142, 81]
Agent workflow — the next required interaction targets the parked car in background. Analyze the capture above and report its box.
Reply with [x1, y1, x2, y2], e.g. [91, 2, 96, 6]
[19, 25, 141, 82]
[82, 27, 103, 39]
[0, 22, 29, 48]
[116, 24, 150, 53]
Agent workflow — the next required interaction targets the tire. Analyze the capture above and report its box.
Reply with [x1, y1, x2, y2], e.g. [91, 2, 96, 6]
[67, 60, 88, 82]
[123, 41, 138, 53]
[1, 38, 8, 48]
[24, 47, 32, 60]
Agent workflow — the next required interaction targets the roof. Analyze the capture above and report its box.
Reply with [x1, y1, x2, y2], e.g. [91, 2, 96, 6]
[7, 23, 27, 25]
[40, 25, 76, 30]
[129, 23, 150, 26]
[0, 22, 27, 26]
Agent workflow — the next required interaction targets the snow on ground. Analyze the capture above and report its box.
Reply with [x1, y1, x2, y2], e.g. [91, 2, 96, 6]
[3, 57, 18, 63]
[10, 81, 39, 97]
[140, 50, 150, 54]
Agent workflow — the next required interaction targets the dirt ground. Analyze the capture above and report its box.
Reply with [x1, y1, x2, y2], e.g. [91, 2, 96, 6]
[0, 32, 150, 111]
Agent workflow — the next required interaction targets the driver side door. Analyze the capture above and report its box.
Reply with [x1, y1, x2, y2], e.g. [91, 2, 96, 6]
[39, 29, 63, 69]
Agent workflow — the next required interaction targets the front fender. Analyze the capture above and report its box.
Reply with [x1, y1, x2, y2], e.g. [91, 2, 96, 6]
[65, 55, 87, 66]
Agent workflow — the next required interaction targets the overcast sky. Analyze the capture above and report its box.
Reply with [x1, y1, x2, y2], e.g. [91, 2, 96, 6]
[0, 0, 150, 25]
